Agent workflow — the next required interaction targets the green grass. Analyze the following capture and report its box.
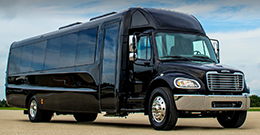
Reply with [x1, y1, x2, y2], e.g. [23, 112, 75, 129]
[0, 107, 27, 110]
[248, 107, 260, 111]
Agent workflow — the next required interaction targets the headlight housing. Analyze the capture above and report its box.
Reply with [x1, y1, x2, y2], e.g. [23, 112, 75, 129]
[174, 78, 201, 89]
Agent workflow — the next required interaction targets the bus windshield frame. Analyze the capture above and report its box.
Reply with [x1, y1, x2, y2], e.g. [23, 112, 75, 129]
[154, 32, 218, 63]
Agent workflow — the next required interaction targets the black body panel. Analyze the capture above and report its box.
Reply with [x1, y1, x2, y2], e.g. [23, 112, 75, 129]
[5, 7, 248, 115]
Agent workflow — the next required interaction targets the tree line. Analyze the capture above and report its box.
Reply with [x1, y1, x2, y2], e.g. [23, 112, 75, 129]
[0, 99, 9, 107]
[250, 95, 260, 107]
[1, 95, 260, 107]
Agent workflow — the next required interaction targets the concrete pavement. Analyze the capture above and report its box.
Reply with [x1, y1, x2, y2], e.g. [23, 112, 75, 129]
[0, 110, 259, 135]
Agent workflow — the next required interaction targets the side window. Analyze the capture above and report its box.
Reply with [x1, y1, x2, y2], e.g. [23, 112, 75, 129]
[76, 27, 98, 65]
[20, 45, 33, 72]
[59, 33, 78, 67]
[31, 41, 47, 71]
[8, 47, 22, 74]
[193, 40, 210, 56]
[137, 36, 150, 60]
[44, 37, 61, 70]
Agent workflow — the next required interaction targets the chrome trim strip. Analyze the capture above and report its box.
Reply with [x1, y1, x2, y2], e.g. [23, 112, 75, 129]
[7, 70, 95, 77]
[206, 71, 244, 92]
[6, 84, 97, 92]
[174, 94, 250, 111]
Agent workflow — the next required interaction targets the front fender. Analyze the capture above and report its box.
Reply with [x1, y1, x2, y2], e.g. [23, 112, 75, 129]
[148, 72, 206, 94]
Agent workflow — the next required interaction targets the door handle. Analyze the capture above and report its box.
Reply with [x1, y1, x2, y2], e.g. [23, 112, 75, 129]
[144, 61, 150, 66]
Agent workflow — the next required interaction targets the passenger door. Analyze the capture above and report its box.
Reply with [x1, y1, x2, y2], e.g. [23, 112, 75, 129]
[100, 22, 119, 111]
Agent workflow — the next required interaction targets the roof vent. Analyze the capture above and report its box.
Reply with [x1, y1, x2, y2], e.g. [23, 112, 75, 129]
[90, 12, 117, 21]
[59, 22, 82, 30]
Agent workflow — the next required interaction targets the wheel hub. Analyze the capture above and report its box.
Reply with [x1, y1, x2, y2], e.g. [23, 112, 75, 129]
[151, 96, 166, 123]
[30, 100, 37, 118]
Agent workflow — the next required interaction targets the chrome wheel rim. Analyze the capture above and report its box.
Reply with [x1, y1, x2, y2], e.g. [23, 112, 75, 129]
[30, 100, 37, 119]
[151, 96, 166, 123]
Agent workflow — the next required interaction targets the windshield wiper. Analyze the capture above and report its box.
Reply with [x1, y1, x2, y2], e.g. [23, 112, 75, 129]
[192, 55, 216, 63]
[160, 55, 190, 61]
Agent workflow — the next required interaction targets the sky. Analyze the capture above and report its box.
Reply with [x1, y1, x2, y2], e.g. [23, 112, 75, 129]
[1, 0, 260, 99]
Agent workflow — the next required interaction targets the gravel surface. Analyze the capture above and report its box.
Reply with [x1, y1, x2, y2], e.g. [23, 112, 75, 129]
[0, 110, 259, 135]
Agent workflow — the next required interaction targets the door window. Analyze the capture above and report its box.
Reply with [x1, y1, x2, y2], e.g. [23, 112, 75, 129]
[136, 36, 150, 60]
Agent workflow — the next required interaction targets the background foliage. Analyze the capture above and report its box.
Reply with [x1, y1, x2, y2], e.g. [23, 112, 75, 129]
[1, 99, 9, 107]
[250, 95, 260, 107]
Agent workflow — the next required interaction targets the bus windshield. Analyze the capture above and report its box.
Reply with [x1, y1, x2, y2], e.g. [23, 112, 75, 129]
[155, 32, 218, 63]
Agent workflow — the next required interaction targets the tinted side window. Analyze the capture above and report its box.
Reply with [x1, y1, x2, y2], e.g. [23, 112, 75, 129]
[20, 45, 33, 72]
[137, 36, 150, 60]
[8, 47, 22, 74]
[76, 28, 98, 65]
[44, 37, 61, 70]
[31, 41, 47, 71]
[59, 33, 78, 67]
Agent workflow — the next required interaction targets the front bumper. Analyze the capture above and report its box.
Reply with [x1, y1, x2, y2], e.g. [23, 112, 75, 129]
[174, 94, 250, 111]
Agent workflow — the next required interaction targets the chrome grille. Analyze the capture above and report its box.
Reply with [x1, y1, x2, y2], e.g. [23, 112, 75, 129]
[207, 72, 244, 91]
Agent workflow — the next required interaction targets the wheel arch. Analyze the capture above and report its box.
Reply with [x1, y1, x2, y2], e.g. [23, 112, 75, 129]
[25, 93, 35, 109]
[144, 71, 205, 115]
[144, 77, 173, 115]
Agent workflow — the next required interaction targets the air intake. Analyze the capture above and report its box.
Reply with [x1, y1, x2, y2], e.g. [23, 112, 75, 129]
[59, 22, 82, 30]
[90, 12, 117, 21]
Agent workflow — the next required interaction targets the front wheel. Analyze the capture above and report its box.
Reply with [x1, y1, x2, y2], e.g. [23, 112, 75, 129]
[217, 111, 247, 128]
[148, 87, 178, 130]
[73, 113, 98, 122]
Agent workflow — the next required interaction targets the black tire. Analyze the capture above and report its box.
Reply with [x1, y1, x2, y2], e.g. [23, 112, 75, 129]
[148, 87, 178, 130]
[73, 113, 98, 122]
[28, 96, 53, 122]
[217, 111, 247, 128]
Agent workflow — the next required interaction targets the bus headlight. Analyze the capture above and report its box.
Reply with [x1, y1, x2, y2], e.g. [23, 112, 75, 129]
[174, 78, 201, 89]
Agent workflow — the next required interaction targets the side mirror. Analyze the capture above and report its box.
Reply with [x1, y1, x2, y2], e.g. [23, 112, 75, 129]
[129, 35, 137, 61]
[129, 43, 136, 61]
[210, 39, 220, 63]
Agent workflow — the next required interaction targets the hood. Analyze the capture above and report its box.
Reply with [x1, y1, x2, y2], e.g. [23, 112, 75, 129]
[158, 61, 243, 80]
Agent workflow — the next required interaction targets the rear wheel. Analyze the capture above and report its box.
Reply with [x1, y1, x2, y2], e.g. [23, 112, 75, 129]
[28, 96, 53, 122]
[217, 111, 247, 128]
[148, 87, 178, 130]
[73, 113, 98, 122]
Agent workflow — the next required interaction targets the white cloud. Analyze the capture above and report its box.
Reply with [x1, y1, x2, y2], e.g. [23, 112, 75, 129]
[168, 0, 260, 21]
[250, 79, 260, 95]
[208, 28, 260, 63]
[171, 4, 219, 15]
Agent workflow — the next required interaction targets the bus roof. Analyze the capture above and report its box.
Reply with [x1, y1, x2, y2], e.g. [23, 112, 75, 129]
[11, 7, 205, 48]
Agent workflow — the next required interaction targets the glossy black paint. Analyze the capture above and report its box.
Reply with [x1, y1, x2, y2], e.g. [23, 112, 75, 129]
[6, 72, 99, 112]
[6, 7, 249, 115]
